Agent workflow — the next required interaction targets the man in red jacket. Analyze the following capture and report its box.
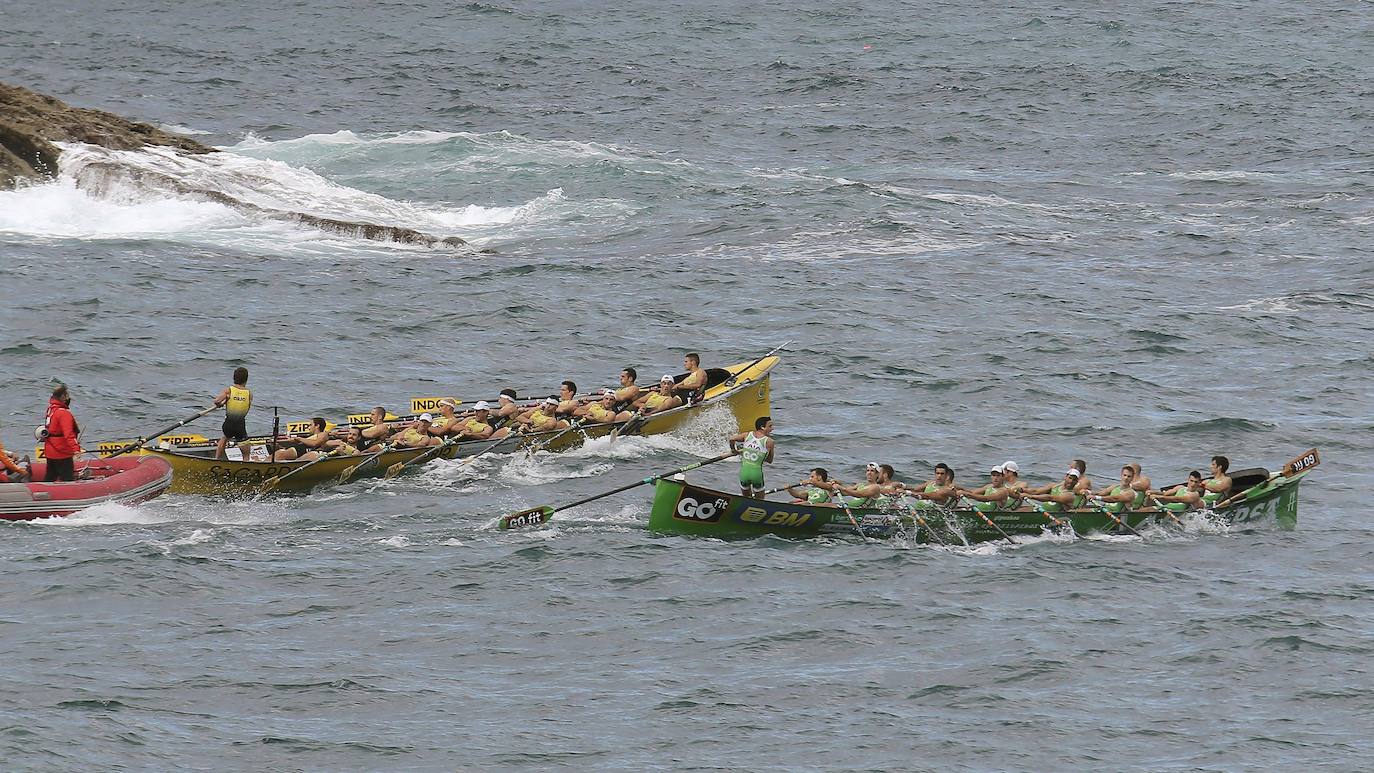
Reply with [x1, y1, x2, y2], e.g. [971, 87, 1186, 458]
[43, 384, 82, 482]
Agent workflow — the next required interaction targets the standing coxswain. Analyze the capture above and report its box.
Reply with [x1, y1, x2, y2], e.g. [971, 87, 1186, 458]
[212, 367, 252, 460]
[729, 416, 775, 497]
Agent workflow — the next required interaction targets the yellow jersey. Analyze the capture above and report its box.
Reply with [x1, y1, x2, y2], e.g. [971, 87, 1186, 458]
[226, 385, 252, 420]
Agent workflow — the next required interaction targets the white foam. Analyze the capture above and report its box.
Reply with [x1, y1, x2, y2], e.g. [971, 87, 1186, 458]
[0, 176, 247, 239]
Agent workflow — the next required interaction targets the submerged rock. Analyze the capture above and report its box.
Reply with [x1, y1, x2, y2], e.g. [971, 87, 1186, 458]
[0, 81, 470, 249]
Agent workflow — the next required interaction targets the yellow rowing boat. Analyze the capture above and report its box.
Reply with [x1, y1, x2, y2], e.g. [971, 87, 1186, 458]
[142, 355, 778, 495]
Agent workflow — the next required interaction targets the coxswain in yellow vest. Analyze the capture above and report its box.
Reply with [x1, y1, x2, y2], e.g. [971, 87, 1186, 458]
[213, 366, 252, 460]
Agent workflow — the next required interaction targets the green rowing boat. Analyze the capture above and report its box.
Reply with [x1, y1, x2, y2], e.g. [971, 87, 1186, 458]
[645, 454, 1316, 543]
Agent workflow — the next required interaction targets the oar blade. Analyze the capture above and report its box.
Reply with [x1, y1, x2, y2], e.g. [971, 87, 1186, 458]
[384, 461, 405, 479]
[499, 506, 555, 531]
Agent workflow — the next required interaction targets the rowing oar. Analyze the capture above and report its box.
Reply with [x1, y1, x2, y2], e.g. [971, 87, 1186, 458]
[1213, 448, 1321, 510]
[1145, 494, 1189, 528]
[1086, 497, 1143, 537]
[957, 496, 1015, 542]
[102, 405, 221, 458]
[606, 409, 644, 446]
[335, 443, 394, 484]
[724, 340, 793, 387]
[524, 419, 586, 459]
[831, 490, 872, 544]
[385, 431, 513, 480]
[1027, 500, 1072, 532]
[499, 452, 739, 530]
[260, 447, 344, 494]
[900, 496, 950, 547]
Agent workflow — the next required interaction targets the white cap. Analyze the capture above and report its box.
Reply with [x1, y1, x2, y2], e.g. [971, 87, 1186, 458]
[602, 388, 617, 398]
[1002, 461, 1018, 473]
[660, 374, 675, 384]
[1066, 468, 1081, 478]
[418, 413, 433, 422]
[991, 464, 1004, 474]
[474, 401, 490, 411]
[866, 462, 879, 471]
[544, 397, 559, 406]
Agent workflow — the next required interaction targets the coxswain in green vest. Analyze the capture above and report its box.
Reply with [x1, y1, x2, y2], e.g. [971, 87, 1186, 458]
[1023, 468, 1086, 512]
[1150, 470, 1206, 511]
[212, 366, 252, 460]
[729, 416, 775, 497]
[957, 465, 1011, 512]
[785, 467, 834, 506]
[1094, 465, 1138, 513]
[900, 462, 958, 509]
[1201, 455, 1233, 506]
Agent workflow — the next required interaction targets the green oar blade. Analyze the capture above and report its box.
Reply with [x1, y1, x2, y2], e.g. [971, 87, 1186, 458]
[499, 505, 555, 531]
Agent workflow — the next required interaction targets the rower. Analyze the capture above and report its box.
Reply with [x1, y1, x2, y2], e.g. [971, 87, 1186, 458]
[458, 402, 496, 440]
[555, 381, 581, 418]
[1093, 465, 1138, 513]
[958, 465, 1010, 511]
[636, 375, 681, 415]
[677, 352, 708, 405]
[522, 398, 569, 433]
[1127, 462, 1151, 508]
[580, 389, 621, 425]
[325, 427, 364, 457]
[1150, 470, 1206, 511]
[1202, 455, 1233, 507]
[729, 416, 775, 497]
[1000, 461, 1026, 510]
[274, 417, 332, 461]
[429, 398, 464, 438]
[1023, 468, 1085, 512]
[392, 414, 441, 449]
[833, 462, 884, 507]
[901, 463, 957, 508]
[360, 406, 393, 449]
[785, 468, 834, 506]
[1025, 458, 1092, 497]
[612, 368, 641, 416]
[491, 390, 520, 431]
[212, 366, 251, 461]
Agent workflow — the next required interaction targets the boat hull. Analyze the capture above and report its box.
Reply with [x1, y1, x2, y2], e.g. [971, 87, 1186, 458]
[145, 356, 777, 495]
[646, 471, 1308, 543]
[0, 456, 174, 520]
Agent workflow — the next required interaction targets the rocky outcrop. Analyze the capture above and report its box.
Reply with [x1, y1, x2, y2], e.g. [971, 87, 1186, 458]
[0, 82, 470, 249]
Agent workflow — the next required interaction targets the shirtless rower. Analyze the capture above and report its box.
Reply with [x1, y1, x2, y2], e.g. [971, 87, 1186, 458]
[1092, 465, 1138, 513]
[677, 352, 708, 405]
[579, 389, 621, 425]
[900, 463, 958, 508]
[1148, 470, 1206, 512]
[957, 465, 1011, 512]
[785, 468, 834, 506]
[274, 417, 332, 462]
[392, 414, 441, 449]
[1023, 468, 1086, 512]
[457, 402, 496, 440]
[1201, 455, 1233, 507]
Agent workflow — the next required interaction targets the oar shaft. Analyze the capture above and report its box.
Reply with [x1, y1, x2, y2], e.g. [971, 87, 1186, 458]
[105, 405, 220, 457]
[724, 340, 792, 386]
[549, 452, 740, 516]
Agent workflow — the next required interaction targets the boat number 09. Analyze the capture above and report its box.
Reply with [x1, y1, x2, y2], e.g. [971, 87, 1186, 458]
[676, 496, 729, 521]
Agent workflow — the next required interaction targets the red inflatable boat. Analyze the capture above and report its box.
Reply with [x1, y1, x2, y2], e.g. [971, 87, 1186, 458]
[0, 456, 174, 521]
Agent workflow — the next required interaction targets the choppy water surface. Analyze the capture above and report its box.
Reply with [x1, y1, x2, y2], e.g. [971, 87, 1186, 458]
[2, 1, 1372, 769]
